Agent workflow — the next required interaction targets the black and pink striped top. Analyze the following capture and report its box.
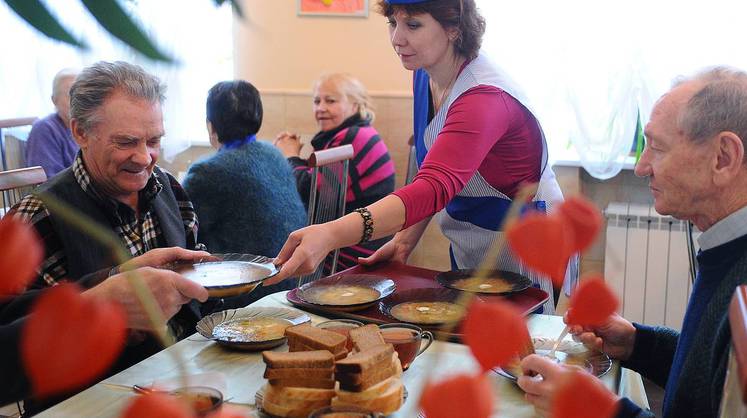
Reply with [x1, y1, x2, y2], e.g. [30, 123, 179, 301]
[288, 115, 396, 271]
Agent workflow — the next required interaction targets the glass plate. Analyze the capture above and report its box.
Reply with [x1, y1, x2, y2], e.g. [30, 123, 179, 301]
[493, 339, 612, 381]
[196, 306, 309, 351]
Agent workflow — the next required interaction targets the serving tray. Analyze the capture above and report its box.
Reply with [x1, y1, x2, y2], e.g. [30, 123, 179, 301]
[286, 261, 548, 340]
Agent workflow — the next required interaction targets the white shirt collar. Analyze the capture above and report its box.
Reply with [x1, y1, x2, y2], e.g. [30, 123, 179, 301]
[697, 205, 747, 251]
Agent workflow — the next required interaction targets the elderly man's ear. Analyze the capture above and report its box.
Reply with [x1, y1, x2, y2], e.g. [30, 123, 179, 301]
[712, 131, 746, 186]
[70, 118, 90, 149]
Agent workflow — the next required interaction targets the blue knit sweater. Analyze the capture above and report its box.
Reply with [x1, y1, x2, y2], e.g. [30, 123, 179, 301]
[183, 140, 306, 256]
[616, 233, 747, 418]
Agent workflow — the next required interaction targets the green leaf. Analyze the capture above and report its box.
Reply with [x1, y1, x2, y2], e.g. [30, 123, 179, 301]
[213, 0, 244, 19]
[5, 0, 88, 49]
[80, 0, 174, 63]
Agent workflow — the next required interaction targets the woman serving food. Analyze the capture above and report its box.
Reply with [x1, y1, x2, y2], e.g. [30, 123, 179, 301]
[267, 0, 573, 313]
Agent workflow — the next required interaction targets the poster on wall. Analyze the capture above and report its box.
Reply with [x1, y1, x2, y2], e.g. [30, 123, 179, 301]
[298, 0, 369, 17]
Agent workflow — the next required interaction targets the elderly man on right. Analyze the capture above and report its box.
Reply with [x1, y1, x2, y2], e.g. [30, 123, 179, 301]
[518, 66, 747, 418]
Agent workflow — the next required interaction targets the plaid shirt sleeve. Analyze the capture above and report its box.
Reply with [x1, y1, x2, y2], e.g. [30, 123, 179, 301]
[164, 172, 200, 250]
[7, 194, 68, 288]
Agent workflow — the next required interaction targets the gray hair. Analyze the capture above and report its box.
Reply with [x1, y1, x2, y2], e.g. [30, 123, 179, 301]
[70, 61, 166, 133]
[51, 68, 79, 100]
[675, 66, 747, 145]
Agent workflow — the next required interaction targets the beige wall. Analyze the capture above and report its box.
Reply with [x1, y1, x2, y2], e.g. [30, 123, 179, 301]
[159, 1, 652, 274]
[234, 0, 410, 95]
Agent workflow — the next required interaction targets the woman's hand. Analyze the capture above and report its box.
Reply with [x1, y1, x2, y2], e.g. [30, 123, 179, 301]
[566, 312, 636, 361]
[274, 131, 302, 158]
[359, 217, 431, 266]
[358, 235, 415, 265]
[265, 224, 340, 285]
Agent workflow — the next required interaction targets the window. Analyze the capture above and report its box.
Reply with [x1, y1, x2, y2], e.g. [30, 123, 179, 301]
[0, 0, 233, 159]
[476, 0, 747, 178]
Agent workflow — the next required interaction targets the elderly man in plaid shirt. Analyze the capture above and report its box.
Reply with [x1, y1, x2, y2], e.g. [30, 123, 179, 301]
[2, 62, 213, 406]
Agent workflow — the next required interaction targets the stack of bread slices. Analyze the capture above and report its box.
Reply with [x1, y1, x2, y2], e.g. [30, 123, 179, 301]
[285, 323, 348, 360]
[258, 323, 405, 417]
[261, 350, 336, 418]
[332, 324, 405, 415]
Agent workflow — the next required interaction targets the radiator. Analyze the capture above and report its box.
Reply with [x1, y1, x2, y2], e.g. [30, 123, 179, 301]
[603, 202, 696, 331]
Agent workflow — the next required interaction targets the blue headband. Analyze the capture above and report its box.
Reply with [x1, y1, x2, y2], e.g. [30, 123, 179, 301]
[385, 0, 432, 4]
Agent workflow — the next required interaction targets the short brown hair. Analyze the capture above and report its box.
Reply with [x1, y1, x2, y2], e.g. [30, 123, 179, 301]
[377, 0, 485, 60]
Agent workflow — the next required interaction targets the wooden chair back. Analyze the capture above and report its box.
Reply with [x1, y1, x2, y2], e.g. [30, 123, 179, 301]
[0, 166, 47, 214]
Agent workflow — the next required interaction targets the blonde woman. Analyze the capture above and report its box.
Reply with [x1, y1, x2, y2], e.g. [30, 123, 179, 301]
[275, 73, 396, 272]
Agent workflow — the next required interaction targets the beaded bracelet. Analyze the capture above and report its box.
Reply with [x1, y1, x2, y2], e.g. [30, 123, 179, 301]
[354, 207, 374, 243]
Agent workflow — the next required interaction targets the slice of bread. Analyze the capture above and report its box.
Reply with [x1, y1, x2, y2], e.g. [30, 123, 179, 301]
[263, 393, 331, 418]
[337, 360, 396, 392]
[335, 344, 394, 374]
[262, 350, 334, 369]
[285, 323, 347, 354]
[268, 377, 336, 390]
[288, 339, 348, 360]
[349, 324, 386, 352]
[334, 377, 396, 402]
[263, 383, 336, 402]
[333, 377, 404, 415]
[264, 367, 334, 380]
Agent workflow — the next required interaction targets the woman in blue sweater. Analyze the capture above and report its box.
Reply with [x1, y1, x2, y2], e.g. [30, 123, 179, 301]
[183, 80, 306, 306]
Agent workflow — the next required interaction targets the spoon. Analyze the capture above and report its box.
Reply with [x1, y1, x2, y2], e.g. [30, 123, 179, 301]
[547, 325, 570, 360]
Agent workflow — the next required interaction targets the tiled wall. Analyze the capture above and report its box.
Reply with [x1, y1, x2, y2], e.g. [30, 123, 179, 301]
[160, 92, 653, 274]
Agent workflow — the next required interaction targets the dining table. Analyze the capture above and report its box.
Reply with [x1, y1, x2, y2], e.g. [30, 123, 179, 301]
[36, 291, 650, 417]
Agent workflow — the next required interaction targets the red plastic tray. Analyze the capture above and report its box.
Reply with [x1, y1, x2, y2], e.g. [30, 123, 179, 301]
[286, 261, 548, 339]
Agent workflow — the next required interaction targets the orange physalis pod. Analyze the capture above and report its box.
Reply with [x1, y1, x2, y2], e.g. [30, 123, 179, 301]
[0, 216, 43, 298]
[22, 282, 128, 399]
[565, 275, 620, 328]
[555, 196, 603, 254]
[420, 373, 493, 418]
[462, 299, 531, 372]
[506, 213, 571, 288]
[119, 392, 194, 418]
[552, 369, 618, 418]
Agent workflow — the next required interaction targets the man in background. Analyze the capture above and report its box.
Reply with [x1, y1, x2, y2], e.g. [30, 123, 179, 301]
[25, 68, 80, 178]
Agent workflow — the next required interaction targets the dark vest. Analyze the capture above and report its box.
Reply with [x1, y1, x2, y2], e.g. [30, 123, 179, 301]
[22, 167, 193, 416]
[36, 166, 187, 280]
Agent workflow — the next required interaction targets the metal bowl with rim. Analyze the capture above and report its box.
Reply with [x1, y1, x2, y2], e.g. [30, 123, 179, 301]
[379, 288, 465, 326]
[296, 274, 396, 312]
[436, 269, 532, 295]
[168, 253, 279, 298]
[196, 306, 310, 351]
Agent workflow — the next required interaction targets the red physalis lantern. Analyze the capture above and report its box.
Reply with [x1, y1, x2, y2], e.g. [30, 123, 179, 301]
[22, 282, 128, 398]
[420, 373, 493, 418]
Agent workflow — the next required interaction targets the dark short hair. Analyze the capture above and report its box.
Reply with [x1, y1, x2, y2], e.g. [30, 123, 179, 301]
[377, 0, 485, 61]
[206, 80, 263, 143]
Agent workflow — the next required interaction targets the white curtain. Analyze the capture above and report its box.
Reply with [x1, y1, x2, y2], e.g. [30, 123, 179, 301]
[0, 0, 233, 160]
[476, 0, 747, 179]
